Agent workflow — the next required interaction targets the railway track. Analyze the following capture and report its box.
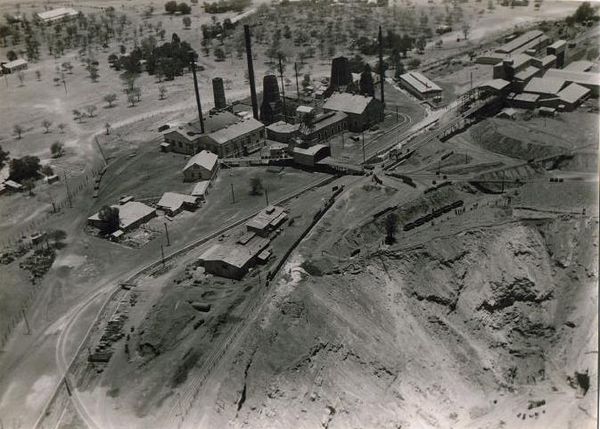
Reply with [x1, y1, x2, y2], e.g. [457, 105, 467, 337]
[34, 174, 336, 429]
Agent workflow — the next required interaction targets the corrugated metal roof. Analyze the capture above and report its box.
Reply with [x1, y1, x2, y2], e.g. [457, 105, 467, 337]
[558, 83, 590, 104]
[523, 77, 566, 95]
[184, 150, 218, 172]
[496, 30, 543, 54]
[323, 93, 375, 115]
[208, 118, 264, 144]
[481, 79, 511, 90]
[3, 58, 27, 68]
[157, 192, 197, 212]
[399, 72, 442, 94]
[564, 60, 594, 73]
[37, 7, 78, 21]
[545, 68, 600, 87]
[191, 181, 210, 196]
[515, 66, 541, 82]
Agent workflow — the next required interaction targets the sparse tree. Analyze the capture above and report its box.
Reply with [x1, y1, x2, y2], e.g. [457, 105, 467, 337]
[177, 2, 191, 14]
[214, 47, 226, 62]
[22, 178, 35, 196]
[88, 63, 100, 82]
[104, 93, 117, 107]
[13, 124, 24, 139]
[159, 85, 167, 100]
[85, 105, 97, 118]
[73, 109, 83, 122]
[51, 141, 64, 158]
[384, 212, 398, 244]
[249, 176, 263, 195]
[0, 145, 9, 169]
[105, 123, 111, 135]
[58, 123, 67, 133]
[41, 164, 54, 177]
[462, 23, 471, 40]
[165, 1, 178, 14]
[98, 205, 120, 234]
[9, 156, 41, 182]
[42, 119, 52, 133]
[35, 70, 41, 81]
[183, 16, 192, 29]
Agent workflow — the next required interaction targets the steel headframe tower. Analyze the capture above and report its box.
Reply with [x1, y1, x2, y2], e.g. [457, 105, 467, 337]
[244, 25, 259, 120]
[378, 25, 385, 106]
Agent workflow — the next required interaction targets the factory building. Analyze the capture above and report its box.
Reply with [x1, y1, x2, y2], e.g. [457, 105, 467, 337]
[323, 93, 383, 132]
[36, 7, 78, 24]
[398, 72, 443, 101]
[204, 117, 265, 158]
[199, 234, 270, 280]
[544, 68, 600, 96]
[1, 59, 28, 74]
[246, 205, 288, 237]
[157, 192, 199, 216]
[87, 201, 156, 233]
[293, 144, 331, 168]
[182, 150, 219, 182]
[547, 40, 567, 68]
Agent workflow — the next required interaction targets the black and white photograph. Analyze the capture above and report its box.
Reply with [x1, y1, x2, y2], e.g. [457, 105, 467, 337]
[0, 0, 598, 428]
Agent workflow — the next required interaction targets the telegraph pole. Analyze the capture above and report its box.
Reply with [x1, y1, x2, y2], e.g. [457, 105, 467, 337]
[362, 131, 366, 163]
[160, 244, 165, 266]
[265, 186, 269, 206]
[230, 183, 235, 203]
[378, 25, 385, 106]
[278, 54, 287, 122]
[164, 222, 170, 246]
[22, 309, 31, 335]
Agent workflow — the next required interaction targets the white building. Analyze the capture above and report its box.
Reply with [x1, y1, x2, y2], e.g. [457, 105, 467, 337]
[36, 8, 78, 24]
[182, 150, 218, 182]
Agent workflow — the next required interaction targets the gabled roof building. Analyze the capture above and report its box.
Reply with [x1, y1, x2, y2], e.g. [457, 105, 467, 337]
[322, 93, 383, 132]
[182, 150, 218, 182]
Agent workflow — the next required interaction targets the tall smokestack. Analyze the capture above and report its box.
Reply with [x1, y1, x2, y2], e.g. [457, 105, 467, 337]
[190, 58, 204, 134]
[278, 54, 287, 122]
[212, 77, 226, 110]
[378, 25, 385, 106]
[260, 75, 282, 125]
[244, 25, 259, 120]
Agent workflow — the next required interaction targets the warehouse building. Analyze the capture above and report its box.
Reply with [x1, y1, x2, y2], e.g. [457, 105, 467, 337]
[495, 30, 544, 55]
[36, 7, 78, 24]
[157, 192, 199, 216]
[323, 93, 384, 132]
[530, 55, 557, 72]
[204, 117, 265, 158]
[87, 201, 156, 232]
[544, 69, 600, 96]
[182, 150, 218, 182]
[163, 111, 241, 155]
[1, 59, 28, 74]
[537, 83, 591, 111]
[246, 205, 288, 237]
[547, 40, 567, 68]
[523, 77, 567, 99]
[398, 71, 443, 101]
[507, 92, 540, 109]
[191, 181, 211, 201]
[266, 121, 300, 144]
[199, 234, 270, 279]
[293, 144, 331, 168]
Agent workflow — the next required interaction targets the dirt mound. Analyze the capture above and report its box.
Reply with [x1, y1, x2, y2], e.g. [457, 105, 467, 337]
[215, 216, 597, 429]
[470, 120, 565, 160]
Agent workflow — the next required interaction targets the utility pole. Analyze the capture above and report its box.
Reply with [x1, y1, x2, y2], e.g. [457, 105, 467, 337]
[230, 183, 235, 203]
[396, 106, 399, 122]
[64, 171, 72, 208]
[244, 25, 259, 120]
[164, 222, 170, 246]
[378, 25, 385, 106]
[294, 62, 300, 100]
[501, 170, 505, 194]
[362, 131, 366, 163]
[190, 57, 205, 133]
[64, 377, 72, 396]
[265, 186, 269, 206]
[278, 54, 287, 122]
[160, 243, 165, 266]
[22, 309, 31, 335]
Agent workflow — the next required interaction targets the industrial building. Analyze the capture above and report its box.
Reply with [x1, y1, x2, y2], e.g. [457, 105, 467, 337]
[36, 7, 78, 24]
[199, 234, 270, 279]
[182, 150, 218, 182]
[87, 201, 156, 233]
[536, 83, 591, 112]
[266, 121, 300, 144]
[191, 181, 211, 201]
[163, 111, 241, 155]
[1, 59, 28, 74]
[323, 93, 383, 132]
[398, 72, 443, 101]
[547, 40, 567, 68]
[544, 69, 600, 96]
[246, 205, 288, 237]
[523, 77, 567, 99]
[157, 192, 199, 216]
[293, 145, 331, 168]
[507, 92, 540, 109]
[204, 117, 265, 158]
[495, 30, 544, 55]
